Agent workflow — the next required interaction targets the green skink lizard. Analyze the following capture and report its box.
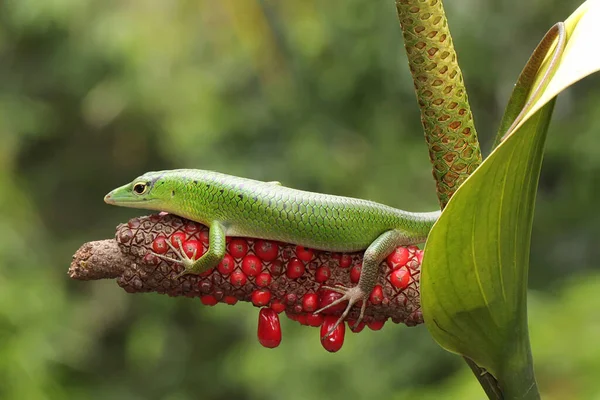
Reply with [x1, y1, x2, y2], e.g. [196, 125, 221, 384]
[104, 169, 440, 332]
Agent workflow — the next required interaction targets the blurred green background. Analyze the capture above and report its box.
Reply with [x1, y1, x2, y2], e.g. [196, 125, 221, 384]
[1, 0, 599, 399]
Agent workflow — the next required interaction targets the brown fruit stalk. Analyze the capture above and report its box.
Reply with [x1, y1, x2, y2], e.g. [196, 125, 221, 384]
[69, 213, 424, 351]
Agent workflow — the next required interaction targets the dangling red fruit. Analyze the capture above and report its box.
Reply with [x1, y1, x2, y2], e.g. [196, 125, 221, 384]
[200, 295, 218, 306]
[367, 319, 385, 331]
[257, 308, 282, 348]
[320, 316, 345, 352]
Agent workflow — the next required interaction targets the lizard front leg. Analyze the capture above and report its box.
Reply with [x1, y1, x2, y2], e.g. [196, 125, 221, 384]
[153, 221, 226, 278]
[315, 229, 412, 337]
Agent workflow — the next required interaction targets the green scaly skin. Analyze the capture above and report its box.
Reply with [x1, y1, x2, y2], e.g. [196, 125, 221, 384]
[105, 169, 440, 332]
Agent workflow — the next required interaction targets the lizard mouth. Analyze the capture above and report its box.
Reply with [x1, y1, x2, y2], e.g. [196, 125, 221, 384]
[103, 191, 159, 206]
[103, 193, 118, 204]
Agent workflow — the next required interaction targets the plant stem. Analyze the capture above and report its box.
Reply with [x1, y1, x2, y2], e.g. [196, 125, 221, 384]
[393, 1, 502, 398]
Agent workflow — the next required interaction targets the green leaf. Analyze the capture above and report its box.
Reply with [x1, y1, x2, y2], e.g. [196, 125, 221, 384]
[421, 0, 600, 397]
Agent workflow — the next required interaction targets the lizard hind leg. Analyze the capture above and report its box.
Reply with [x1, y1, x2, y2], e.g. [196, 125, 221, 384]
[314, 229, 411, 338]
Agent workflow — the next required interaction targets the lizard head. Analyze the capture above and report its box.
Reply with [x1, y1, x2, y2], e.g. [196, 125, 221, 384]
[104, 171, 175, 210]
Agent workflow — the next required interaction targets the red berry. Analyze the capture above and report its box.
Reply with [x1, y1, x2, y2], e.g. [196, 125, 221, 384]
[200, 295, 218, 306]
[242, 254, 262, 277]
[315, 266, 331, 283]
[270, 299, 286, 313]
[302, 293, 319, 312]
[269, 260, 284, 276]
[284, 293, 298, 305]
[318, 290, 347, 314]
[182, 240, 204, 260]
[152, 236, 169, 254]
[255, 240, 279, 261]
[199, 230, 209, 244]
[228, 238, 248, 259]
[217, 254, 235, 275]
[230, 270, 247, 286]
[307, 313, 324, 327]
[257, 308, 282, 348]
[223, 296, 238, 305]
[390, 268, 411, 289]
[340, 254, 352, 268]
[295, 246, 314, 262]
[170, 232, 187, 248]
[416, 250, 424, 264]
[348, 319, 366, 333]
[320, 316, 345, 352]
[386, 247, 410, 269]
[350, 265, 362, 283]
[367, 319, 385, 331]
[296, 314, 309, 326]
[252, 290, 272, 307]
[369, 285, 384, 305]
[286, 258, 305, 279]
[255, 272, 272, 287]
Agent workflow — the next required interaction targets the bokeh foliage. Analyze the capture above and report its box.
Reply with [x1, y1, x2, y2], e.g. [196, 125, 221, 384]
[1, 0, 599, 399]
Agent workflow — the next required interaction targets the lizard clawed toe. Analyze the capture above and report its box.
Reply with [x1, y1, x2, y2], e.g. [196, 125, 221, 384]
[314, 285, 368, 339]
[151, 237, 196, 278]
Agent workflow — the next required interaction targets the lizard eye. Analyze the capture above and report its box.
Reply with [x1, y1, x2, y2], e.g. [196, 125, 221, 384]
[132, 182, 148, 195]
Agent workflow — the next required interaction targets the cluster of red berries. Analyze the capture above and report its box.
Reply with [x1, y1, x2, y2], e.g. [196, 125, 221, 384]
[116, 214, 424, 353]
